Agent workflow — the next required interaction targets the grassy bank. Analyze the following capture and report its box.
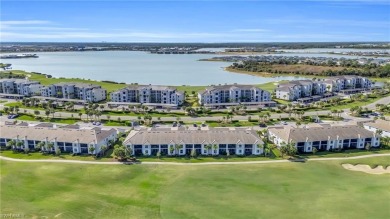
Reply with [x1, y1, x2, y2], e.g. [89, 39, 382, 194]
[225, 66, 390, 83]
[1, 156, 389, 219]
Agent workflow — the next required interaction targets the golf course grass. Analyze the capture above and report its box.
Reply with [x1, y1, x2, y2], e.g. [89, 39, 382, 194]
[1, 157, 389, 219]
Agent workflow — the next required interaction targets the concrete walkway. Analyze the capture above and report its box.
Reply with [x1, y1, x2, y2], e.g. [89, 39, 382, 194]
[1, 153, 389, 166]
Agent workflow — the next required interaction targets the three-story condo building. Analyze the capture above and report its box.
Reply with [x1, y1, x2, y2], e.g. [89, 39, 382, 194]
[268, 125, 380, 153]
[323, 75, 372, 93]
[123, 127, 264, 156]
[0, 78, 42, 97]
[275, 80, 326, 101]
[41, 82, 107, 103]
[0, 124, 117, 155]
[198, 84, 272, 108]
[110, 85, 184, 107]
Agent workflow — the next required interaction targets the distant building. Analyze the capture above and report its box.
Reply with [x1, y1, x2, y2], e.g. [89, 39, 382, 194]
[268, 125, 380, 153]
[41, 82, 106, 103]
[363, 119, 390, 137]
[123, 127, 263, 156]
[198, 84, 273, 108]
[275, 75, 372, 102]
[323, 75, 371, 93]
[0, 78, 42, 97]
[0, 125, 117, 155]
[110, 85, 184, 107]
[275, 80, 326, 101]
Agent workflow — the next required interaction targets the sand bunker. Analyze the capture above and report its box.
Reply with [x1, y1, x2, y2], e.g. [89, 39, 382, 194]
[342, 164, 390, 175]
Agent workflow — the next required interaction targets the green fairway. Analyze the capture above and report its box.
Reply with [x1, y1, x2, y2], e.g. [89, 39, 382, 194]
[1, 157, 389, 219]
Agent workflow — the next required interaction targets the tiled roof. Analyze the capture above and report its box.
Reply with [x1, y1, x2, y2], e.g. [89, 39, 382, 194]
[124, 128, 263, 145]
[269, 125, 376, 142]
[364, 120, 390, 133]
[0, 125, 116, 144]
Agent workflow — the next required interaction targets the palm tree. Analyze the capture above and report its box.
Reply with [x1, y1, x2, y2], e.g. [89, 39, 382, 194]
[204, 144, 212, 155]
[3, 107, 9, 115]
[16, 141, 24, 149]
[212, 144, 218, 155]
[37, 142, 46, 152]
[100, 145, 108, 156]
[365, 143, 371, 151]
[169, 146, 175, 156]
[257, 144, 264, 155]
[6, 140, 15, 150]
[190, 148, 196, 158]
[376, 129, 383, 136]
[47, 142, 54, 152]
[78, 112, 83, 120]
[89, 145, 95, 155]
[175, 144, 183, 155]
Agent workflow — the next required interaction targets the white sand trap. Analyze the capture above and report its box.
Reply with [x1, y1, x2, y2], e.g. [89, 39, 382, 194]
[342, 164, 390, 175]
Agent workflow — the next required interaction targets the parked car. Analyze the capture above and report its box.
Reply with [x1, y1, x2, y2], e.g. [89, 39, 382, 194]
[7, 114, 19, 119]
[193, 123, 198, 127]
[259, 123, 267, 127]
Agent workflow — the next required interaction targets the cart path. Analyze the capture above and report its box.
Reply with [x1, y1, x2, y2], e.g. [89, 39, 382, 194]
[1, 153, 389, 166]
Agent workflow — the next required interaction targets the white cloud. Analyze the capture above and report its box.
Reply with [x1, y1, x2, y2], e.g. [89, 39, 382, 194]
[264, 18, 390, 28]
[232, 29, 269, 32]
[1, 20, 52, 25]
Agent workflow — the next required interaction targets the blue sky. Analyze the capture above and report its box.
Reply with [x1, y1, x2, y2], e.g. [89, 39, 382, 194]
[1, 0, 389, 42]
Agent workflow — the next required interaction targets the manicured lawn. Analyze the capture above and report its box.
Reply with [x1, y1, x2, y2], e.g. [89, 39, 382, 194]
[207, 120, 260, 127]
[299, 148, 390, 159]
[16, 114, 77, 124]
[1, 157, 389, 219]
[321, 95, 390, 111]
[7, 70, 127, 93]
[0, 150, 116, 161]
[4, 102, 43, 110]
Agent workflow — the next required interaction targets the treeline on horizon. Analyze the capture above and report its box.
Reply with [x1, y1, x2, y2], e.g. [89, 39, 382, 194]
[230, 61, 390, 78]
[1, 42, 389, 49]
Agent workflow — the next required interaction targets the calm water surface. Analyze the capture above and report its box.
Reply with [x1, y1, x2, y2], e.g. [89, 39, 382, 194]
[5, 51, 311, 85]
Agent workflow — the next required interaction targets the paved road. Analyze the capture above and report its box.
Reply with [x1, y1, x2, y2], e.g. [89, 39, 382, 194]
[1, 96, 389, 123]
[1, 153, 389, 166]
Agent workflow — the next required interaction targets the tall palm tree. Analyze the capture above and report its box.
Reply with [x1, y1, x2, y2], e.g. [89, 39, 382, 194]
[37, 142, 46, 152]
[212, 144, 218, 155]
[47, 142, 54, 152]
[100, 145, 108, 156]
[6, 140, 15, 150]
[89, 145, 95, 155]
[204, 145, 212, 155]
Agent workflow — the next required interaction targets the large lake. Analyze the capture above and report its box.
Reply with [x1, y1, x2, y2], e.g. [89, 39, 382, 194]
[3, 50, 386, 86]
[4, 51, 312, 85]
